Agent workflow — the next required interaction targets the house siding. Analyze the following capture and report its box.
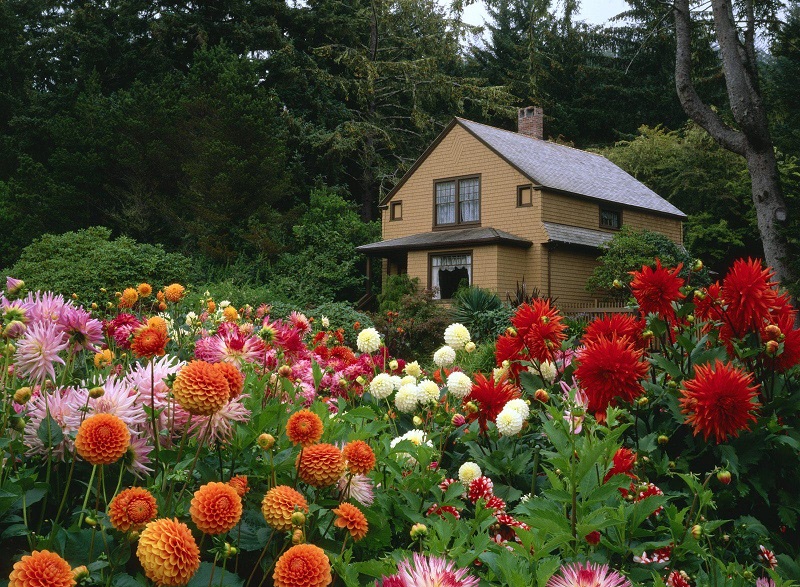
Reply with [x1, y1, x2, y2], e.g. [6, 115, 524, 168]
[547, 247, 603, 306]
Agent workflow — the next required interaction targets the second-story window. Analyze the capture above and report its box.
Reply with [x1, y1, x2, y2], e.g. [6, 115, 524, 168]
[600, 207, 621, 230]
[435, 176, 480, 227]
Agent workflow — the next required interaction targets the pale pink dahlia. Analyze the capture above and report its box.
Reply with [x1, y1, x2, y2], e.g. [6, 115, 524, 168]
[23, 387, 86, 458]
[64, 376, 146, 431]
[379, 553, 478, 587]
[187, 395, 251, 445]
[24, 291, 70, 324]
[547, 562, 631, 587]
[58, 305, 103, 352]
[337, 473, 375, 506]
[14, 321, 69, 383]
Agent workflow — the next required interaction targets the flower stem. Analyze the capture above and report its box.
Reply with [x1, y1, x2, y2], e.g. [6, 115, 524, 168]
[78, 464, 98, 527]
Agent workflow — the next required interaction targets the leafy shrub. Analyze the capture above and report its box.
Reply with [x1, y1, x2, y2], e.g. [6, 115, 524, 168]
[306, 302, 374, 346]
[5, 227, 193, 303]
[451, 287, 512, 342]
[586, 226, 707, 299]
[377, 274, 417, 313]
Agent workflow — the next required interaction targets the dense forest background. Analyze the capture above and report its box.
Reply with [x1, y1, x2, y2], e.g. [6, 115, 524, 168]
[2, 0, 800, 300]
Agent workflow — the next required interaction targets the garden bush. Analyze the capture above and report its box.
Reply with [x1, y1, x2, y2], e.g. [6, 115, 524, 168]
[4, 226, 193, 303]
[452, 286, 513, 343]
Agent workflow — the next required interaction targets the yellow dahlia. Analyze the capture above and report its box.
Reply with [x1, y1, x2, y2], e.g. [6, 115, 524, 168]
[93, 348, 114, 369]
[172, 360, 230, 416]
[262, 486, 309, 532]
[189, 482, 242, 535]
[333, 502, 368, 541]
[286, 410, 324, 447]
[108, 487, 158, 532]
[75, 413, 130, 465]
[137, 283, 153, 297]
[163, 283, 186, 303]
[119, 287, 139, 309]
[273, 544, 332, 587]
[9, 550, 75, 587]
[136, 518, 200, 587]
[296, 443, 346, 488]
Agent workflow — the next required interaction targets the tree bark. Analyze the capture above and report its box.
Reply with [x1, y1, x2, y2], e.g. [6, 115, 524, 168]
[673, 0, 793, 285]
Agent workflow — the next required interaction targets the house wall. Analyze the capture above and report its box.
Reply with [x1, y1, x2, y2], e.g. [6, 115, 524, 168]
[541, 191, 683, 244]
[547, 247, 603, 306]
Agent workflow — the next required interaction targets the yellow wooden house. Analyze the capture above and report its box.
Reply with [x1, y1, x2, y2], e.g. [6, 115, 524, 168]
[357, 107, 686, 311]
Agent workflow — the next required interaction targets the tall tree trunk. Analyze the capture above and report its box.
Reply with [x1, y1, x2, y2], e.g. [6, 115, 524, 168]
[673, 0, 793, 285]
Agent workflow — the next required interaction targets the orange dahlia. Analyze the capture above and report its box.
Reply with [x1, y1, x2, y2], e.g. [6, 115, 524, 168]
[190, 482, 242, 535]
[9, 550, 75, 587]
[342, 440, 375, 475]
[119, 287, 139, 309]
[286, 410, 324, 447]
[75, 413, 130, 465]
[163, 283, 186, 303]
[93, 348, 114, 369]
[273, 544, 332, 587]
[262, 486, 309, 531]
[214, 362, 244, 399]
[108, 487, 158, 532]
[228, 475, 249, 497]
[680, 359, 761, 443]
[332, 502, 368, 541]
[296, 443, 346, 488]
[137, 283, 153, 297]
[172, 360, 231, 416]
[147, 316, 168, 334]
[136, 518, 200, 587]
[222, 306, 239, 322]
[131, 325, 168, 359]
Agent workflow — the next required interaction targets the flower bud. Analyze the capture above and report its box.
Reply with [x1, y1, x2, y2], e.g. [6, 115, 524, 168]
[692, 259, 704, 272]
[5, 277, 24, 296]
[465, 401, 479, 414]
[356, 376, 366, 386]
[505, 327, 517, 337]
[642, 330, 654, 340]
[10, 415, 25, 432]
[3, 320, 26, 339]
[612, 279, 623, 289]
[13, 387, 32, 404]
[291, 511, 306, 526]
[764, 324, 782, 340]
[72, 565, 90, 581]
[534, 389, 550, 402]
[410, 523, 428, 540]
[637, 396, 649, 407]
[691, 524, 702, 540]
[277, 365, 293, 378]
[413, 416, 423, 427]
[451, 413, 466, 427]
[91, 303, 98, 310]
[223, 543, 237, 558]
[585, 531, 601, 545]
[292, 529, 305, 544]
[257, 433, 275, 450]
[743, 571, 754, 581]
[686, 314, 695, 324]
[657, 435, 669, 446]
[765, 340, 780, 356]
[667, 380, 678, 391]
[693, 290, 706, 301]
[85, 516, 98, 527]
[464, 341, 476, 353]
[716, 470, 732, 485]
[88, 386, 105, 399]
[389, 359, 399, 371]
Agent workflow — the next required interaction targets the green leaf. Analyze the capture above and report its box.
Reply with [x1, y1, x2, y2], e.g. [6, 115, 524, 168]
[36, 415, 64, 448]
[186, 562, 244, 587]
[111, 573, 146, 587]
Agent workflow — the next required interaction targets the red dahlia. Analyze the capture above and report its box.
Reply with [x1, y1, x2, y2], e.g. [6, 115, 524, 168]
[721, 258, 779, 336]
[464, 373, 520, 433]
[583, 313, 645, 348]
[512, 299, 567, 363]
[679, 359, 760, 443]
[629, 259, 685, 321]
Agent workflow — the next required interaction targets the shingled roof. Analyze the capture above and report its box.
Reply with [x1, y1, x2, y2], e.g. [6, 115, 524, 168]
[542, 222, 614, 249]
[381, 118, 686, 219]
[356, 227, 532, 255]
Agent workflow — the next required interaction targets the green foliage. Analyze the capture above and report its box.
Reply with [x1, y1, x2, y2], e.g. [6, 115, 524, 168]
[452, 287, 512, 343]
[586, 227, 704, 299]
[377, 275, 418, 313]
[269, 187, 380, 304]
[5, 227, 193, 303]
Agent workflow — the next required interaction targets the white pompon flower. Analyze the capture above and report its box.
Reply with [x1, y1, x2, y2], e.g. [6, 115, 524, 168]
[417, 379, 441, 406]
[458, 462, 482, 485]
[444, 323, 471, 350]
[395, 383, 419, 413]
[446, 372, 472, 399]
[404, 361, 422, 378]
[390, 375, 403, 390]
[496, 408, 524, 436]
[369, 373, 394, 400]
[536, 360, 557, 384]
[321, 315, 330, 328]
[433, 345, 456, 367]
[503, 398, 530, 420]
[400, 375, 417, 387]
[357, 327, 382, 354]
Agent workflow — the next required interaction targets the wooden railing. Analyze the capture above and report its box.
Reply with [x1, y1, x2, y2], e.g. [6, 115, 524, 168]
[557, 300, 633, 318]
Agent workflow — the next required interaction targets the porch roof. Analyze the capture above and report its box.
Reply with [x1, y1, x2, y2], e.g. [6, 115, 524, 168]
[356, 227, 532, 256]
[542, 221, 614, 249]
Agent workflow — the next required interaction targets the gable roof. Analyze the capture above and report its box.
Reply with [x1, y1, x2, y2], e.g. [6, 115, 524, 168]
[356, 227, 532, 255]
[381, 118, 686, 219]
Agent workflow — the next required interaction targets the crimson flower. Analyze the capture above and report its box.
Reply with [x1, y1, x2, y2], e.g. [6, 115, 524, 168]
[629, 259, 685, 321]
[721, 258, 779, 336]
[464, 372, 520, 433]
[583, 314, 645, 348]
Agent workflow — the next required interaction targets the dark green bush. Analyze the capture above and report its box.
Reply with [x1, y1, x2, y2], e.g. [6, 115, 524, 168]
[5, 227, 193, 303]
[452, 287, 512, 342]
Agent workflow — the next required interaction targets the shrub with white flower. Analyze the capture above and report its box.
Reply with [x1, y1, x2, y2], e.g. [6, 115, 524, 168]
[357, 327, 382, 354]
[446, 371, 472, 399]
[458, 462, 482, 485]
[404, 360, 422, 378]
[417, 379, 440, 406]
[496, 407, 524, 436]
[369, 373, 395, 400]
[433, 345, 456, 367]
[444, 323, 471, 350]
[503, 398, 530, 420]
[395, 383, 419, 413]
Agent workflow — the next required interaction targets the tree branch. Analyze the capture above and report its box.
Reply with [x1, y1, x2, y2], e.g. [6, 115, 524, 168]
[673, 0, 746, 155]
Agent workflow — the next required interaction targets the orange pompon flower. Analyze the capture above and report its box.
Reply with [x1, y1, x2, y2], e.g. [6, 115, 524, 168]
[108, 487, 158, 532]
[296, 443, 346, 488]
[190, 482, 243, 535]
[214, 362, 244, 399]
[228, 475, 249, 497]
[137, 518, 200, 587]
[574, 335, 649, 416]
[75, 413, 130, 465]
[163, 283, 186, 303]
[172, 360, 230, 416]
[9, 550, 76, 587]
[207, 300, 216, 313]
[332, 502, 368, 541]
[156, 290, 165, 302]
[286, 410, 324, 447]
[147, 316, 168, 334]
[131, 325, 168, 359]
[119, 287, 139, 309]
[137, 283, 153, 298]
[629, 259, 685, 321]
[222, 306, 239, 322]
[262, 486, 309, 531]
[680, 359, 760, 443]
[342, 440, 376, 475]
[273, 544, 332, 587]
[94, 348, 114, 369]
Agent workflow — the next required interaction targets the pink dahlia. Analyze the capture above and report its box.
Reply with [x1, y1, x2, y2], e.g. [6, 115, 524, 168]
[187, 395, 251, 445]
[105, 313, 144, 350]
[23, 387, 86, 458]
[24, 291, 70, 324]
[14, 321, 69, 383]
[58, 306, 103, 352]
[338, 473, 375, 506]
[547, 562, 631, 587]
[64, 376, 146, 432]
[196, 325, 266, 367]
[378, 553, 478, 587]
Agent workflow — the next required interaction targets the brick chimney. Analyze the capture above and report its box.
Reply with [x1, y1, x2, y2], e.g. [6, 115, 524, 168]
[517, 106, 544, 140]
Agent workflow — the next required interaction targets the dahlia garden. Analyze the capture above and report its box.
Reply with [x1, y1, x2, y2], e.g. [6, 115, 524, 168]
[1, 258, 799, 587]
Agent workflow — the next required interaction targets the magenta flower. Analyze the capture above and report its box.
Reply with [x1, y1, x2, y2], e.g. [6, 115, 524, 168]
[59, 306, 103, 352]
[547, 562, 631, 587]
[14, 321, 69, 383]
[378, 553, 478, 587]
